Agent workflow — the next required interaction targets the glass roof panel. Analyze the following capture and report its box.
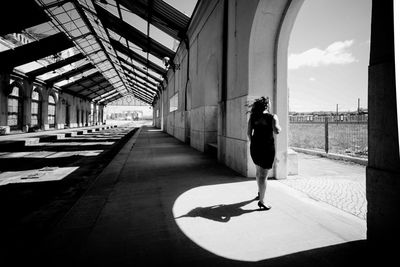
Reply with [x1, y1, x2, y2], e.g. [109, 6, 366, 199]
[118, 5, 178, 52]
[54, 67, 98, 87]
[0, 21, 59, 53]
[149, 24, 179, 52]
[36, 0, 129, 97]
[36, 58, 88, 80]
[163, 0, 198, 17]
[14, 47, 79, 73]
[28, 0, 198, 102]
[120, 8, 147, 35]
[25, 21, 59, 38]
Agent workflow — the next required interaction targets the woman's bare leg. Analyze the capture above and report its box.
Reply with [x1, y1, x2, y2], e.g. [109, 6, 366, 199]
[256, 166, 269, 204]
[255, 165, 260, 197]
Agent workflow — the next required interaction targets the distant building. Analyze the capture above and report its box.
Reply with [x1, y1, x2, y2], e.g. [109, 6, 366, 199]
[104, 95, 153, 120]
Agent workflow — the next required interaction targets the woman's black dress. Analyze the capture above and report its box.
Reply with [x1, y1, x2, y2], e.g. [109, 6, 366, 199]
[250, 113, 275, 169]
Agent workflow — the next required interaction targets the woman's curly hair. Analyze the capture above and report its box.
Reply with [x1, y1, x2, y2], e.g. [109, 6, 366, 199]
[247, 96, 270, 115]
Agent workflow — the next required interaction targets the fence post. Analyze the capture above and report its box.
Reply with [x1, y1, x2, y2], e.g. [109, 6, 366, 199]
[325, 117, 329, 153]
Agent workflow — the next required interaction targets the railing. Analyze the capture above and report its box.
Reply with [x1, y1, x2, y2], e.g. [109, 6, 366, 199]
[289, 116, 368, 158]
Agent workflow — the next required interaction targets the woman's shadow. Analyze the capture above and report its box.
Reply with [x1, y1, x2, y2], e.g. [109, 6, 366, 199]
[175, 199, 259, 223]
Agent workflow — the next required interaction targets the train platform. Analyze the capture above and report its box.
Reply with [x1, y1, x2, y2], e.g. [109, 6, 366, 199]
[3, 125, 380, 266]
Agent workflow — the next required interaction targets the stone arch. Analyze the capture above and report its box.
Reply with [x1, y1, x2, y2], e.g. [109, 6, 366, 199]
[248, 0, 303, 178]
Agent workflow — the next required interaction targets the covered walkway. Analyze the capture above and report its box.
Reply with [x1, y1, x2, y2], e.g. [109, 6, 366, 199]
[0, 1, 399, 265]
[15, 126, 372, 266]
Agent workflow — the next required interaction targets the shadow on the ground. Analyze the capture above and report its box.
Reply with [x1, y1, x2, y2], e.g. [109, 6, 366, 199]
[175, 199, 259, 222]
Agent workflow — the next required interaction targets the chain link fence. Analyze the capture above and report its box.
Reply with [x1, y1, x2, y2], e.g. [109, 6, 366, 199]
[289, 115, 368, 158]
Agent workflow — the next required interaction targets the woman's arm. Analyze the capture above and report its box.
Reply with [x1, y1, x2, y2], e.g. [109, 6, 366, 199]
[273, 114, 281, 134]
[247, 118, 253, 140]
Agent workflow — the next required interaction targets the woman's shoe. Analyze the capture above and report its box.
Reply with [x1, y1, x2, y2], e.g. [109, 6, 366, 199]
[257, 201, 271, 210]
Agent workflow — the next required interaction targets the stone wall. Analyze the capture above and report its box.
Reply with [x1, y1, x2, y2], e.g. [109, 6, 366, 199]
[153, 0, 295, 178]
[155, 0, 251, 173]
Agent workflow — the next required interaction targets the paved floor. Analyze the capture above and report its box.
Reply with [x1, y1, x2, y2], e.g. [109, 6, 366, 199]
[4, 126, 377, 266]
[281, 153, 366, 219]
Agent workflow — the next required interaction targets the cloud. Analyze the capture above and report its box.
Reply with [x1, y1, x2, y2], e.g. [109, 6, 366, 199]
[289, 40, 357, 69]
[309, 77, 316, 81]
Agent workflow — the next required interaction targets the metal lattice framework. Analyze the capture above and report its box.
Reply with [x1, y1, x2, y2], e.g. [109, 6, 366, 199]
[0, 0, 196, 105]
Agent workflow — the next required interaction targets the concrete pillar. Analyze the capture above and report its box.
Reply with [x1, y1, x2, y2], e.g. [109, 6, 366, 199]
[367, 0, 400, 252]
[22, 80, 33, 132]
[98, 104, 104, 124]
[69, 97, 77, 128]
[56, 93, 65, 129]
[162, 88, 168, 131]
[0, 73, 10, 133]
[93, 103, 98, 125]
[158, 91, 163, 130]
[188, 1, 221, 153]
[85, 102, 90, 126]
[41, 88, 49, 130]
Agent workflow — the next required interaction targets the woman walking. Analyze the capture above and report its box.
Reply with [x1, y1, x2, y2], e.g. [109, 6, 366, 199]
[247, 97, 281, 210]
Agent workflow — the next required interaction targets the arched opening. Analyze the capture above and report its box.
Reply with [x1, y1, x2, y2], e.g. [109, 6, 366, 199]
[248, 0, 303, 178]
[48, 94, 56, 128]
[31, 87, 42, 129]
[285, 0, 371, 221]
[7, 82, 23, 131]
[245, 0, 371, 247]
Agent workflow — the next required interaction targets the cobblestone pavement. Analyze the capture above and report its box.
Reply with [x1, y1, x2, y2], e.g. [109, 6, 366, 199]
[279, 153, 366, 219]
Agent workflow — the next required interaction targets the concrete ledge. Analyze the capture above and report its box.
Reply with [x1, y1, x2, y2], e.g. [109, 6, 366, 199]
[291, 147, 368, 166]
[0, 124, 119, 142]
[23, 138, 40, 145]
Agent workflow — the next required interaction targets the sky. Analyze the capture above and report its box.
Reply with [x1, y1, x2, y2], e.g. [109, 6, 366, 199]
[288, 0, 372, 112]
[164, 0, 198, 17]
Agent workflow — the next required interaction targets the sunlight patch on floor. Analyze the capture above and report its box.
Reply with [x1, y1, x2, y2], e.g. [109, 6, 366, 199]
[0, 166, 79, 186]
[173, 181, 366, 262]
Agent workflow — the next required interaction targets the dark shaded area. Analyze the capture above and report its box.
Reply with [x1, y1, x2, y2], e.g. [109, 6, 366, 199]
[0, 127, 137, 265]
[0, 0, 49, 36]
